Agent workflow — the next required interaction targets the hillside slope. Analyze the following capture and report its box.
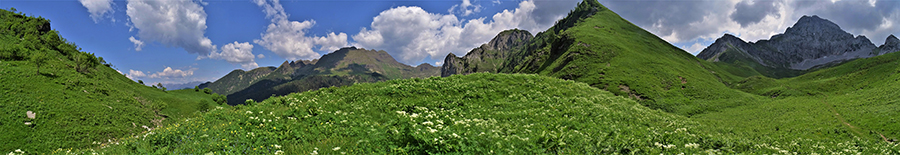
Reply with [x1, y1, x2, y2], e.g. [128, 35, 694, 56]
[75, 73, 900, 154]
[0, 9, 221, 153]
[460, 0, 758, 115]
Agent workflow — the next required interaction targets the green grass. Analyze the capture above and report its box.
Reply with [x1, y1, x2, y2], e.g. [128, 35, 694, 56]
[694, 51, 900, 146]
[0, 8, 219, 153]
[65, 73, 900, 154]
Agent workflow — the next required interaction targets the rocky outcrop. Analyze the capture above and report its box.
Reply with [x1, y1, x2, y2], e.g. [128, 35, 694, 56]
[698, 15, 886, 71]
[441, 29, 533, 77]
[877, 35, 900, 55]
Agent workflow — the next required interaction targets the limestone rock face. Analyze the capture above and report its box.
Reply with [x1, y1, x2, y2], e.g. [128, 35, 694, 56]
[878, 35, 900, 55]
[698, 15, 885, 71]
[441, 29, 533, 77]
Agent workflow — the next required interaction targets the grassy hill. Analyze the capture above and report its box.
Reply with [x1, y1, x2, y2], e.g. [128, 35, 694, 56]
[63, 73, 900, 154]
[693, 51, 900, 144]
[0, 8, 221, 153]
[480, 0, 758, 116]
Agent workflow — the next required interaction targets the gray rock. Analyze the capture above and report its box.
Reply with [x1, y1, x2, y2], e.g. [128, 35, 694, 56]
[697, 15, 881, 71]
[441, 29, 533, 77]
[877, 35, 900, 55]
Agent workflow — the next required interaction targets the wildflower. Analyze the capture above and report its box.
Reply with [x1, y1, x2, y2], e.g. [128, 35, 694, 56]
[422, 121, 434, 126]
[275, 150, 284, 155]
[332, 147, 340, 151]
[685, 143, 699, 148]
[274, 144, 281, 149]
[246, 111, 253, 114]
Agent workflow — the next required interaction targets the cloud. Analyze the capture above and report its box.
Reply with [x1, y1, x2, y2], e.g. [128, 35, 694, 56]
[128, 67, 196, 79]
[435, 61, 443, 66]
[352, 0, 579, 65]
[209, 41, 258, 70]
[731, 0, 780, 27]
[257, 54, 265, 59]
[79, 0, 114, 23]
[449, 0, 482, 16]
[126, 0, 216, 56]
[681, 42, 706, 55]
[128, 36, 144, 51]
[600, 0, 899, 47]
[253, 0, 349, 61]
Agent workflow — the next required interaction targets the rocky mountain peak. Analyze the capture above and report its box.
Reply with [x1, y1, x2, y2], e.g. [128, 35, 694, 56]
[780, 15, 850, 40]
[887, 35, 899, 45]
[878, 34, 900, 54]
[486, 29, 533, 51]
[698, 15, 883, 73]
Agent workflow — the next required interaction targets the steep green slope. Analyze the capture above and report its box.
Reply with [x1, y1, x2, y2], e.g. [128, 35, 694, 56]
[0, 9, 220, 153]
[495, 0, 756, 115]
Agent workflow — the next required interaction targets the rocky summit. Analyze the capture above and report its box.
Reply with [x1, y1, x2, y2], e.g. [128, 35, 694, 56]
[441, 29, 533, 77]
[698, 15, 896, 72]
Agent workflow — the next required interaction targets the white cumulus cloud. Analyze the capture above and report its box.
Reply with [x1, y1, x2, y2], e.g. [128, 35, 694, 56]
[79, 0, 114, 23]
[126, 0, 216, 56]
[129, 67, 196, 79]
[210, 41, 259, 70]
[128, 36, 144, 51]
[253, 0, 349, 61]
[352, 0, 577, 65]
[450, 0, 482, 16]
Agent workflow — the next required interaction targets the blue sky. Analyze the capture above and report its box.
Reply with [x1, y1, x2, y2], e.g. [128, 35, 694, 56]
[2, 0, 898, 85]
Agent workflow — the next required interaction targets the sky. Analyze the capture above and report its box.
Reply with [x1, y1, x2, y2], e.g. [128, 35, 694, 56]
[2, 0, 898, 85]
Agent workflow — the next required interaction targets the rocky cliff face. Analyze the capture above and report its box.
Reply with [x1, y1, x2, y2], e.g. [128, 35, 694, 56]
[698, 15, 896, 72]
[878, 35, 900, 55]
[441, 29, 533, 77]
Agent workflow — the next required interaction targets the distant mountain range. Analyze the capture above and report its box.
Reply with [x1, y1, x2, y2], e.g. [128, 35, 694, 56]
[203, 47, 439, 104]
[697, 15, 900, 77]
[162, 81, 207, 90]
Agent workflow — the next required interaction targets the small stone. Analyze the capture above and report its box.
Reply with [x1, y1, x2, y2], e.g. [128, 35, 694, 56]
[26, 111, 35, 119]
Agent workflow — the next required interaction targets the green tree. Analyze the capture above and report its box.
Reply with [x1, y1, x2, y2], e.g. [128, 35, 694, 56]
[30, 49, 48, 75]
[138, 80, 144, 85]
[203, 88, 212, 94]
[194, 86, 200, 92]
[156, 83, 166, 91]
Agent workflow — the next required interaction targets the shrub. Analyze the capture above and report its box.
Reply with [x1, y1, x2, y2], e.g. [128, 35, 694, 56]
[203, 88, 212, 94]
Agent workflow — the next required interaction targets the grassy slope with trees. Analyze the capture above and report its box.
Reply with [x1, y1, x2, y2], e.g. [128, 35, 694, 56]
[0, 8, 224, 153]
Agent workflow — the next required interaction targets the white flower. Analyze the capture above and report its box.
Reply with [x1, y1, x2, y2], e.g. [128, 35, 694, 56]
[246, 111, 253, 114]
[685, 143, 699, 148]
[422, 121, 434, 126]
[275, 150, 284, 154]
[395, 111, 406, 115]
[274, 144, 281, 149]
[332, 147, 340, 151]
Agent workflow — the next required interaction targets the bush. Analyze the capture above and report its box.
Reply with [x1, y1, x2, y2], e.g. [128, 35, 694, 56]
[203, 88, 212, 94]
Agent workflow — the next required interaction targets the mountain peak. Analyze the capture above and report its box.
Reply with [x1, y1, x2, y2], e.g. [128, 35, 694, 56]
[783, 15, 846, 38]
[887, 34, 899, 45]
